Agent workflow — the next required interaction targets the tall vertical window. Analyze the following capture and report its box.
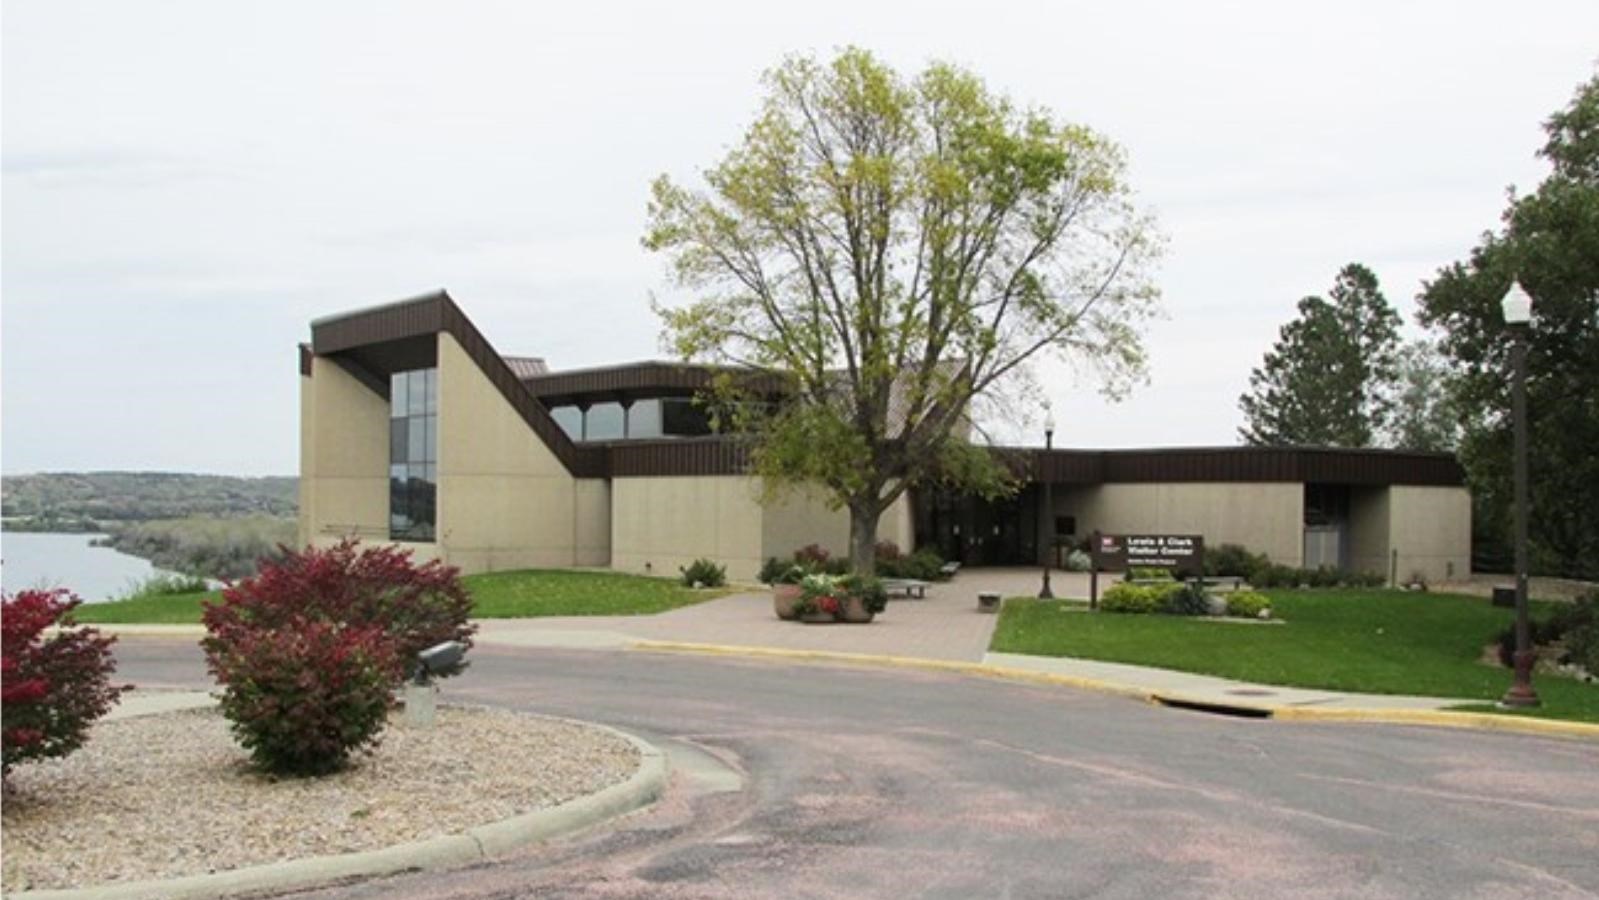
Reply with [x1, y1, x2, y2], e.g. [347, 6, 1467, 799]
[390, 368, 437, 541]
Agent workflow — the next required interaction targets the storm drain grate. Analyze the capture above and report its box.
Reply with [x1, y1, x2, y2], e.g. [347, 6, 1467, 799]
[1154, 696, 1274, 719]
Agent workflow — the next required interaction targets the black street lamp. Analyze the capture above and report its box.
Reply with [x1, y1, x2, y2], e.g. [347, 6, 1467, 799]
[1038, 408, 1056, 600]
[1499, 281, 1540, 709]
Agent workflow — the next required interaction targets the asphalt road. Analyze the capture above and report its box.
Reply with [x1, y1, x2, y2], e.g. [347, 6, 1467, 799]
[115, 639, 1599, 899]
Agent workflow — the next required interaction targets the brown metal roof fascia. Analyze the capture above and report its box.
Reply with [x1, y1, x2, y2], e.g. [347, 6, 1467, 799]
[525, 362, 791, 406]
[310, 291, 605, 479]
[604, 437, 753, 477]
[1022, 446, 1463, 487]
[298, 343, 313, 376]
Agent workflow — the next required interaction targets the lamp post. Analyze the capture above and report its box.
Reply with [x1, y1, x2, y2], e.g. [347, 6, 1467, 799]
[1038, 407, 1056, 599]
[1499, 281, 1540, 708]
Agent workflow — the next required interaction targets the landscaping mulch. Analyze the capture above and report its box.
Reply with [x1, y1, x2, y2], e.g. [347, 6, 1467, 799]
[1, 704, 640, 892]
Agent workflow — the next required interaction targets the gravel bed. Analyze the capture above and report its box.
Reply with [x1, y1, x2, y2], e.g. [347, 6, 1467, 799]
[1, 703, 640, 892]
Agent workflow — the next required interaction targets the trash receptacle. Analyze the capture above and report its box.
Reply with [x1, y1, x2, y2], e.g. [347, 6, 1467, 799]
[1492, 586, 1516, 608]
[977, 591, 1001, 613]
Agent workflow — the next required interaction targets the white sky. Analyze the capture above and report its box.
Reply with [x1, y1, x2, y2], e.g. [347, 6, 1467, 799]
[3, 1, 1596, 475]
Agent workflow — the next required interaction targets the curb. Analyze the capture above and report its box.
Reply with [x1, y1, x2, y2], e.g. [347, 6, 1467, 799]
[17, 721, 670, 900]
[628, 640, 1599, 742]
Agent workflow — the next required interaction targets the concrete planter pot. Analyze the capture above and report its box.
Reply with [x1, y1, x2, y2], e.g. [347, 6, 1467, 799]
[773, 584, 802, 620]
[839, 595, 876, 624]
[799, 611, 839, 624]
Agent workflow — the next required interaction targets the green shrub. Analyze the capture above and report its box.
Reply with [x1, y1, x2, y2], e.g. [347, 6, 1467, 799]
[1162, 583, 1212, 616]
[757, 557, 786, 584]
[880, 547, 946, 581]
[1225, 591, 1271, 619]
[1101, 583, 1162, 614]
[120, 572, 210, 599]
[1127, 566, 1175, 581]
[1064, 549, 1091, 572]
[840, 574, 889, 614]
[1203, 544, 1271, 580]
[680, 558, 727, 588]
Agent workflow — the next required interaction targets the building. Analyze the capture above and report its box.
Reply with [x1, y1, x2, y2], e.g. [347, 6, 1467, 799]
[299, 291, 1472, 583]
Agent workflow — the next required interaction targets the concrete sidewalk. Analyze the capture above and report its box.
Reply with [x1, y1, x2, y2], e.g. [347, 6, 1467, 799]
[983, 651, 1467, 712]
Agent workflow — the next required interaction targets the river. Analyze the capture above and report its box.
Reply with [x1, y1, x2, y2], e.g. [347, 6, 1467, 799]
[0, 532, 190, 602]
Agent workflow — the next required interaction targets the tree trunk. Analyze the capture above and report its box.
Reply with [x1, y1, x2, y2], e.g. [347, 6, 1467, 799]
[848, 502, 881, 576]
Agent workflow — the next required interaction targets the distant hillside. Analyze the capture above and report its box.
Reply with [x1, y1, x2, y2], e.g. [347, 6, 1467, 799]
[1, 472, 298, 526]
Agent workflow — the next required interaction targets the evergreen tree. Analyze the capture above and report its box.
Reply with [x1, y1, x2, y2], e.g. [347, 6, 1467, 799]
[1238, 263, 1402, 447]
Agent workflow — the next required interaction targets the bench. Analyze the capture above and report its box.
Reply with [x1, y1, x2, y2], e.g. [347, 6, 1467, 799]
[939, 561, 962, 578]
[882, 578, 930, 599]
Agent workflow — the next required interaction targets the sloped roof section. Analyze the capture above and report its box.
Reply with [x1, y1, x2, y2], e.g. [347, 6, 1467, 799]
[310, 291, 604, 478]
[504, 356, 548, 379]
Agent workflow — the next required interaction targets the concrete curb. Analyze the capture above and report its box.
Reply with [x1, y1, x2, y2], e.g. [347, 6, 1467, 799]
[628, 640, 1599, 742]
[16, 721, 670, 900]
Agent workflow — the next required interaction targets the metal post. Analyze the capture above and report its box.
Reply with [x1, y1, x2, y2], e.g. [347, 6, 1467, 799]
[1501, 329, 1539, 707]
[1039, 426, 1055, 599]
[1089, 529, 1100, 611]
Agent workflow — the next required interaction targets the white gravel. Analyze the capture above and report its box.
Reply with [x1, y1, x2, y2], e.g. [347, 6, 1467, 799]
[1, 703, 640, 892]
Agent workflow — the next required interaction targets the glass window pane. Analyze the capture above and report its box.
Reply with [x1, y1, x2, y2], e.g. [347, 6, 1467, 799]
[422, 463, 436, 484]
[423, 414, 437, 462]
[391, 419, 407, 464]
[408, 416, 426, 461]
[550, 406, 582, 440]
[627, 399, 662, 439]
[408, 369, 427, 416]
[586, 402, 624, 441]
[662, 397, 711, 436]
[390, 372, 408, 418]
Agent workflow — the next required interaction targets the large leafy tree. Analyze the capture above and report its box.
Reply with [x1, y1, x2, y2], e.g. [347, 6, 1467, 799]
[645, 48, 1161, 574]
[1418, 75, 1599, 578]
[1237, 263, 1402, 447]
[1385, 339, 1460, 453]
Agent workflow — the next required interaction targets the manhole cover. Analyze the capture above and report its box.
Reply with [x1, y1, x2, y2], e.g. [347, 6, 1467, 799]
[1225, 688, 1276, 697]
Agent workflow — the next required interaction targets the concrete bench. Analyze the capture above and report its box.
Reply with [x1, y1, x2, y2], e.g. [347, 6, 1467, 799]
[939, 561, 962, 578]
[883, 578, 930, 599]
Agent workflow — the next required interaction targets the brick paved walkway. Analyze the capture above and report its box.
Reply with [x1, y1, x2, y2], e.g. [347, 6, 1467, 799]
[475, 567, 1106, 662]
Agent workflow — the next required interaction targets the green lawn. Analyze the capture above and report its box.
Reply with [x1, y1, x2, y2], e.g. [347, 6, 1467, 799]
[71, 569, 731, 624]
[72, 589, 219, 624]
[991, 590, 1599, 723]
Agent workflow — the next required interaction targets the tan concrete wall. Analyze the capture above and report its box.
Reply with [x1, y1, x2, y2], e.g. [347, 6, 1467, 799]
[1054, 482, 1305, 567]
[759, 485, 851, 562]
[298, 355, 390, 545]
[573, 478, 611, 567]
[435, 332, 578, 573]
[611, 475, 765, 579]
[757, 485, 916, 563]
[1348, 487, 1392, 581]
[1388, 485, 1472, 583]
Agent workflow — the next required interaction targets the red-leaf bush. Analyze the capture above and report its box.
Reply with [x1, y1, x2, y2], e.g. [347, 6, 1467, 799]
[2, 589, 125, 777]
[203, 539, 476, 680]
[206, 618, 400, 775]
[201, 540, 476, 775]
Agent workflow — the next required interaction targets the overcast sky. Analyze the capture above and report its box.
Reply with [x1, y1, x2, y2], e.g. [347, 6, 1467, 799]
[3, 1, 1596, 476]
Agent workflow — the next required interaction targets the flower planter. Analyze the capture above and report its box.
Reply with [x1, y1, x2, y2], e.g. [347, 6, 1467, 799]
[773, 584, 802, 620]
[839, 595, 876, 624]
[799, 611, 838, 624]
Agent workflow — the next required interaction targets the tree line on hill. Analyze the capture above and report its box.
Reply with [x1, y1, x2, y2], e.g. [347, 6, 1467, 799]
[1236, 74, 1599, 580]
[2, 472, 299, 581]
[1, 472, 297, 528]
